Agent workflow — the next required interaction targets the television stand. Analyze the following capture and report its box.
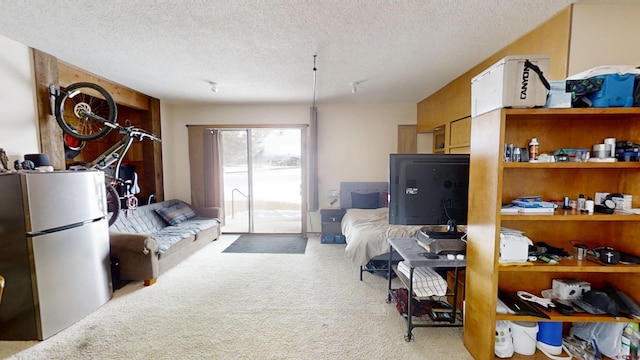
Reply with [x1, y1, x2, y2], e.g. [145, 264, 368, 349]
[386, 237, 465, 342]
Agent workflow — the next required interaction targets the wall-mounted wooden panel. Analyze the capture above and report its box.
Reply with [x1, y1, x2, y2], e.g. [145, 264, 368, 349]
[32, 50, 66, 170]
[449, 116, 471, 149]
[397, 125, 417, 154]
[33, 50, 163, 205]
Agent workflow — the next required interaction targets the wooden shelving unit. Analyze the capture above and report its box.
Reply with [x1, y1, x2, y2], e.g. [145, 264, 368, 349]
[432, 126, 446, 154]
[463, 107, 640, 359]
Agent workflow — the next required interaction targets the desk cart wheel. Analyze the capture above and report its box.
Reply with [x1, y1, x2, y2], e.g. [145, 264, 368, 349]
[404, 332, 414, 342]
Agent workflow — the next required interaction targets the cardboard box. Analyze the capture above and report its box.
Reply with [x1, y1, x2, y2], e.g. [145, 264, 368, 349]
[471, 55, 550, 116]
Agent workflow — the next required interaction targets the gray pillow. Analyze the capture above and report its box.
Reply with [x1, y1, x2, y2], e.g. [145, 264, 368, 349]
[351, 192, 379, 209]
[155, 202, 197, 225]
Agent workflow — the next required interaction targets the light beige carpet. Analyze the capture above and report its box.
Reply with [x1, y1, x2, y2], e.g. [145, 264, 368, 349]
[0, 234, 473, 360]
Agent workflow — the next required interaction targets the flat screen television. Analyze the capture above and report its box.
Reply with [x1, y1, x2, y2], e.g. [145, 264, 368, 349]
[389, 153, 470, 227]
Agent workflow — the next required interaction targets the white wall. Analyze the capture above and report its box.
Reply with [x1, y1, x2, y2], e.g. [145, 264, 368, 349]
[162, 103, 417, 204]
[0, 31, 416, 233]
[0, 34, 39, 164]
[569, 3, 640, 75]
[160, 103, 309, 202]
[161, 102, 416, 231]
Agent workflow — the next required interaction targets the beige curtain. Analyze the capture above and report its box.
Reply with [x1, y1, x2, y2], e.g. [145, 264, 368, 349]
[187, 126, 223, 212]
[308, 106, 318, 211]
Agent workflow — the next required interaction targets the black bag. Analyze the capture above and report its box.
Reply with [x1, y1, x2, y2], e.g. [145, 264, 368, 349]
[364, 251, 402, 279]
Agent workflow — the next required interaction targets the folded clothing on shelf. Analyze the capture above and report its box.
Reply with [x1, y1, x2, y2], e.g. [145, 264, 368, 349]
[397, 261, 448, 298]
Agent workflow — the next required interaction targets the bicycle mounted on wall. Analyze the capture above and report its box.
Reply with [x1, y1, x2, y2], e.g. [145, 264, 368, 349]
[49, 82, 161, 226]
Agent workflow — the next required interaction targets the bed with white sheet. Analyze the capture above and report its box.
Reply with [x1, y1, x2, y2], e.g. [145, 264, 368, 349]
[339, 182, 465, 304]
[338, 182, 424, 267]
[342, 207, 423, 267]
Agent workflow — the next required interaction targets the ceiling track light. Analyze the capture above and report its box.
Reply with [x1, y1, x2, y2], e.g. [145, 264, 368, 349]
[312, 54, 317, 108]
[349, 81, 360, 94]
[208, 81, 218, 93]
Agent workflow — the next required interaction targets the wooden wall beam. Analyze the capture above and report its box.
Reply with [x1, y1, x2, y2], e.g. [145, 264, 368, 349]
[146, 98, 164, 202]
[32, 49, 65, 170]
[58, 61, 150, 111]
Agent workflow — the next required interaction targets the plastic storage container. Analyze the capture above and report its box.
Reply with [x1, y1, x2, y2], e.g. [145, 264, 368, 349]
[537, 321, 563, 355]
[471, 55, 550, 116]
[590, 73, 636, 108]
[511, 321, 538, 355]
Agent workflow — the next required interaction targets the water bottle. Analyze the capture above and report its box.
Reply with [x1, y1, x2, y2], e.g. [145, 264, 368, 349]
[513, 148, 521, 162]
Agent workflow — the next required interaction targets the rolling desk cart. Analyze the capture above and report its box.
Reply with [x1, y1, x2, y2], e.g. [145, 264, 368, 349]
[386, 237, 466, 342]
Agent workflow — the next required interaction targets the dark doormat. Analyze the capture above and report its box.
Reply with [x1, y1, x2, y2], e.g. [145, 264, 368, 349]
[223, 235, 308, 254]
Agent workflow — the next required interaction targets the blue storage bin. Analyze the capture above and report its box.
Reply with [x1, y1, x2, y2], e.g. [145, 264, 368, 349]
[321, 233, 346, 244]
[590, 73, 636, 108]
[321, 233, 335, 243]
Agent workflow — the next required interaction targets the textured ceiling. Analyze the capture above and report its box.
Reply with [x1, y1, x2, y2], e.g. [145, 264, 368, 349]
[0, 0, 580, 105]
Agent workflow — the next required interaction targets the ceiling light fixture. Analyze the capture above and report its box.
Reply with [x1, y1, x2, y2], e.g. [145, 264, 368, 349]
[208, 81, 218, 93]
[349, 81, 360, 94]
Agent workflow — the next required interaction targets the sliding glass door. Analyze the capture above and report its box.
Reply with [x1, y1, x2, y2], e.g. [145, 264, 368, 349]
[220, 128, 303, 234]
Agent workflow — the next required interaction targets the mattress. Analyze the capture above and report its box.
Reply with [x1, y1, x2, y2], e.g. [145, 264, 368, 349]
[341, 208, 423, 266]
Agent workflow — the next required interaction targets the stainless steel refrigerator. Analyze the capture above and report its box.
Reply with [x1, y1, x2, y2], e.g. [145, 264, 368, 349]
[0, 170, 112, 340]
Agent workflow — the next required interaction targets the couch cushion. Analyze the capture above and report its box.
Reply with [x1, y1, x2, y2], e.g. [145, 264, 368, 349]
[155, 202, 197, 226]
[153, 218, 219, 254]
[110, 207, 166, 234]
[111, 199, 183, 233]
[110, 199, 221, 255]
[153, 225, 199, 254]
[179, 217, 221, 232]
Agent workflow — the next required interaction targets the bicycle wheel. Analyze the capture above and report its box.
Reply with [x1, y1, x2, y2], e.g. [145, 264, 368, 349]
[105, 183, 121, 226]
[55, 82, 118, 141]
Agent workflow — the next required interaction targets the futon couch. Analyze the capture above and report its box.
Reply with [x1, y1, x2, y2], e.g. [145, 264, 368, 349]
[109, 199, 221, 285]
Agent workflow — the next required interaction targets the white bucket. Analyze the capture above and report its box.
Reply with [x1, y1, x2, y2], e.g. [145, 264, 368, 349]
[511, 321, 539, 355]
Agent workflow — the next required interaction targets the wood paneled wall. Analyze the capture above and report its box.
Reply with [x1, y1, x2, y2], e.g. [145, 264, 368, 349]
[417, 6, 573, 133]
[57, 62, 149, 111]
[32, 50, 164, 202]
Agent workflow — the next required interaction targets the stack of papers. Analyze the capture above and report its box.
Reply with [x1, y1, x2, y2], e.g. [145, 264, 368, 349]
[501, 204, 555, 214]
[502, 196, 557, 214]
[500, 227, 524, 235]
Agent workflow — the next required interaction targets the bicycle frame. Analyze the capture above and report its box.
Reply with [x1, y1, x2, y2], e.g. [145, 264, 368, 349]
[89, 128, 136, 182]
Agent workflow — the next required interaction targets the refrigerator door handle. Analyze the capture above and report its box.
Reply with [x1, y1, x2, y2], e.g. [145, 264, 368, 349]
[26, 217, 105, 237]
